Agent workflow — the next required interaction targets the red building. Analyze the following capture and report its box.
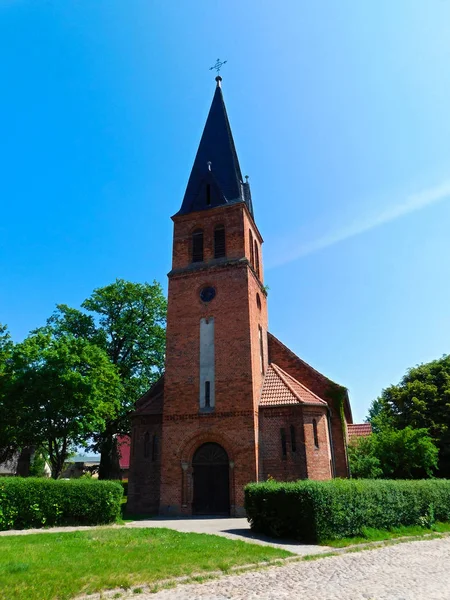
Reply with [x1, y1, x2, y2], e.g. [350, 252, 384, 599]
[128, 77, 362, 517]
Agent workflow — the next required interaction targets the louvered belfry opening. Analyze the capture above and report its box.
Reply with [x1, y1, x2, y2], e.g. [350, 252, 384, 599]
[214, 226, 226, 259]
[192, 229, 204, 262]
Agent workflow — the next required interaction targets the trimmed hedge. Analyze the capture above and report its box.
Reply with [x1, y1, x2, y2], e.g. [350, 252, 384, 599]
[245, 479, 450, 543]
[0, 477, 123, 531]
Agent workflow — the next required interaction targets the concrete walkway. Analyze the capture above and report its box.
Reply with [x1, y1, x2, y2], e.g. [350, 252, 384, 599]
[125, 517, 329, 555]
[0, 517, 328, 556]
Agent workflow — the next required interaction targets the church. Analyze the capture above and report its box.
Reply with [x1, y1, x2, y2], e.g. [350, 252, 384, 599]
[128, 76, 362, 517]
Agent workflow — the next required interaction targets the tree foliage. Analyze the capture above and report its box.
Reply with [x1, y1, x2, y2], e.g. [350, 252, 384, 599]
[349, 427, 439, 479]
[1, 332, 122, 478]
[368, 355, 450, 476]
[0, 324, 16, 463]
[40, 279, 167, 478]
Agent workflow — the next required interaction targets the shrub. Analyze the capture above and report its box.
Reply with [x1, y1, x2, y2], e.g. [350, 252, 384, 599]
[0, 477, 123, 531]
[245, 479, 450, 543]
[349, 427, 438, 479]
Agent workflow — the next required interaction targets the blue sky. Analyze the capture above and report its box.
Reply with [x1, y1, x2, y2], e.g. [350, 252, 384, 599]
[1, 0, 449, 422]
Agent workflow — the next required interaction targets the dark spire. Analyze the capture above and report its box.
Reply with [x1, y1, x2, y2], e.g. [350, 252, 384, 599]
[176, 77, 254, 217]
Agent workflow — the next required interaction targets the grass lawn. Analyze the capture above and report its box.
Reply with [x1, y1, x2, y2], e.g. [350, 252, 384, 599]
[324, 521, 450, 548]
[0, 527, 292, 600]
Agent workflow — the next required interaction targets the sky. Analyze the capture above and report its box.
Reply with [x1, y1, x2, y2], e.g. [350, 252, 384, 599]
[1, 0, 450, 423]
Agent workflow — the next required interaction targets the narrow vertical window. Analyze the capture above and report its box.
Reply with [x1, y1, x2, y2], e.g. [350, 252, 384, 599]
[214, 226, 226, 258]
[144, 432, 150, 458]
[254, 241, 260, 278]
[290, 425, 297, 452]
[313, 419, 319, 448]
[205, 381, 211, 407]
[206, 184, 211, 206]
[281, 428, 287, 457]
[200, 318, 215, 409]
[192, 229, 204, 263]
[258, 325, 264, 374]
[152, 434, 158, 461]
[249, 230, 254, 267]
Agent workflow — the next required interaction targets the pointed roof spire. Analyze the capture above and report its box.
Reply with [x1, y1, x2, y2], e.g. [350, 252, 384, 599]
[176, 77, 254, 217]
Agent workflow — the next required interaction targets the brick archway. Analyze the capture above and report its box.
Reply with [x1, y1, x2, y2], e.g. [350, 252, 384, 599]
[192, 443, 230, 515]
[178, 431, 236, 515]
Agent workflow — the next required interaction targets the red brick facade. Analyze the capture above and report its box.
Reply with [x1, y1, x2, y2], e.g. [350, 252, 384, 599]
[127, 78, 358, 517]
[128, 199, 353, 516]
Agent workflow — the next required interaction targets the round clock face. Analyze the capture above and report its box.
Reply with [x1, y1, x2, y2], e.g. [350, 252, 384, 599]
[200, 286, 216, 303]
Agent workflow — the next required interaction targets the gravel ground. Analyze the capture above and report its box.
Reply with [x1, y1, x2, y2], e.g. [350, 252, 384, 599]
[140, 537, 450, 600]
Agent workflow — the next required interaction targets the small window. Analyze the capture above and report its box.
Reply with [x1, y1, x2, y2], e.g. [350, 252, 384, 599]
[313, 419, 319, 448]
[205, 381, 211, 408]
[192, 229, 204, 263]
[152, 435, 158, 462]
[249, 230, 254, 267]
[290, 425, 297, 453]
[258, 325, 264, 374]
[214, 226, 226, 258]
[206, 184, 211, 206]
[254, 242, 260, 278]
[280, 428, 287, 457]
[256, 293, 261, 310]
[144, 432, 150, 458]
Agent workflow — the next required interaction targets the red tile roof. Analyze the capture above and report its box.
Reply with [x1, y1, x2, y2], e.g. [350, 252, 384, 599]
[117, 435, 131, 470]
[348, 423, 372, 439]
[260, 363, 328, 407]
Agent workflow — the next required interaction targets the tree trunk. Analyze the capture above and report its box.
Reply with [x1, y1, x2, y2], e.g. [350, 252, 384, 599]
[98, 433, 122, 480]
[16, 446, 33, 477]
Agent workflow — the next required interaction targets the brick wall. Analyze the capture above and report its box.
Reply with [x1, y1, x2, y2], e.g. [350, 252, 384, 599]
[259, 406, 307, 481]
[160, 203, 267, 515]
[127, 414, 162, 514]
[302, 408, 332, 479]
[267, 334, 349, 478]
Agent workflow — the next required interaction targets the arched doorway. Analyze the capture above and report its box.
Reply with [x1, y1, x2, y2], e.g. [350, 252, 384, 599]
[192, 442, 230, 515]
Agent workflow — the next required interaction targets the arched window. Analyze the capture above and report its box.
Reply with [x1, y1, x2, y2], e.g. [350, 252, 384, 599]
[256, 293, 261, 310]
[214, 225, 226, 258]
[192, 229, 204, 263]
[152, 434, 158, 462]
[144, 432, 150, 458]
[280, 428, 287, 457]
[290, 425, 297, 453]
[313, 419, 319, 448]
[249, 230, 254, 267]
[254, 241, 260, 278]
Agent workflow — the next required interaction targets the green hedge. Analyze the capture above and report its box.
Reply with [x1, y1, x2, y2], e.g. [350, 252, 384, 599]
[0, 478, 123, 531]
[245, 479, 450, 543]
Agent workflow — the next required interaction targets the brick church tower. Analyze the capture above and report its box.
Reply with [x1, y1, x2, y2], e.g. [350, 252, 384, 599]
[128, 77, 358, 517]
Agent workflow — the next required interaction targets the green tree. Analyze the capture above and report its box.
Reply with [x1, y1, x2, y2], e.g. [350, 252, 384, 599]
[0, 324, 16, 463]
[349, 427, 438, 479]
[368, 355, 450, 476]
[2, 332, 122, 478]
[40, 279, 167, 479]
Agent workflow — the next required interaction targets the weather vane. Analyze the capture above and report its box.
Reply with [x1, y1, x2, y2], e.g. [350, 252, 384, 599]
[209, 58, 227, 74]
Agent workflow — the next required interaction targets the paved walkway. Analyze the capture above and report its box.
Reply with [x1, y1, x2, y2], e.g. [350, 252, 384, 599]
[0, 517, 327, 556]
[125, 517, 329, 556]
[141, 536, 450, 600]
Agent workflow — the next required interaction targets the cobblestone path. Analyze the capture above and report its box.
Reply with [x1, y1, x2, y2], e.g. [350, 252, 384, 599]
[141, 536, 450, 600]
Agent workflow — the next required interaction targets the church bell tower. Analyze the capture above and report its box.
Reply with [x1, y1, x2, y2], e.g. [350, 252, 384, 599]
[159, 76, 268, 516]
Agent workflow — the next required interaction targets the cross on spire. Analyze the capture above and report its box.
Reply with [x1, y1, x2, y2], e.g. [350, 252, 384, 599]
[209, 58, 227, 74]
